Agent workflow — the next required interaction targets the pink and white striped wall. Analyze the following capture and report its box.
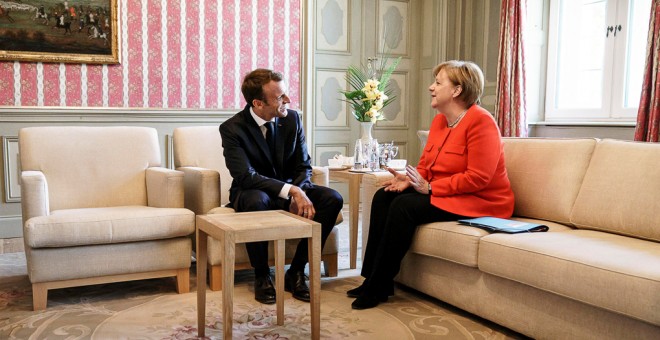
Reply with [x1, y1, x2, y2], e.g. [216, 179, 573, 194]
[0, 0, 301, 110]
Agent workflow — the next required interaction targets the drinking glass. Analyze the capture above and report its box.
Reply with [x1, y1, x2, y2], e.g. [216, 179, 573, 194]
[390, 145, 399, 159]
[354, 140, 364, 169]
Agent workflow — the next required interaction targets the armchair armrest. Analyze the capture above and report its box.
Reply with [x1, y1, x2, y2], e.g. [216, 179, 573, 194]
[177, 166, 221, 215]
[311, 166, 329, 186]
[146, 167, 185, 208]
[360, 171, 395, 257]
[20, 171, 50, 224]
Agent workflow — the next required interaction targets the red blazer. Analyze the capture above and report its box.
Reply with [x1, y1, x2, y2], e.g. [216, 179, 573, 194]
[417, 105, 514, 218]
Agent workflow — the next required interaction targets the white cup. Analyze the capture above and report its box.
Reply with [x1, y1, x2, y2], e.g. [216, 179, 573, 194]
[387, 159, 407, 169]
[328, 158, 342, 168]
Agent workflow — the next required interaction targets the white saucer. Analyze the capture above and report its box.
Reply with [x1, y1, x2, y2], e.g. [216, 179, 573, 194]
[328, 165, 351, 170]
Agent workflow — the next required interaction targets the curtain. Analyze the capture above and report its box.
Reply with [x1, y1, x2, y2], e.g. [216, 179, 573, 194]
[635, 1, 660, 142]
[495, 0, 528, 137]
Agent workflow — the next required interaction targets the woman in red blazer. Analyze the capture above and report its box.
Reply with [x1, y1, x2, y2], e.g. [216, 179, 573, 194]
[349, 60, 515, 310]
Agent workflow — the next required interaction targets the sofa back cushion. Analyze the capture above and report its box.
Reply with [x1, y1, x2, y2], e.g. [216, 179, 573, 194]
[571, 139, 660, 241]
[19, 126, 160, 211]
[173, 126, 232, 205]
[502, 138, 597, 225]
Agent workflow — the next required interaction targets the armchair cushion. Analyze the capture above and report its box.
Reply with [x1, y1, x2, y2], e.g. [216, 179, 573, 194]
[20, 126, 161, 211]
[25, 206, 194, 248]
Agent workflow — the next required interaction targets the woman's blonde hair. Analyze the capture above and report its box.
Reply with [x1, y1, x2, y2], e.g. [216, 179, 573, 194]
[433, 60, 484, 106]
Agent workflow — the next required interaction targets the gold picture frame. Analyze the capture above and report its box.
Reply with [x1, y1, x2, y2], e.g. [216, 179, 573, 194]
[0, 0, 119, 64]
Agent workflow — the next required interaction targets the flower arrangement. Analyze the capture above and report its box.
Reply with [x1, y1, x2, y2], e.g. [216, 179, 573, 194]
[342, 57, 401, 123]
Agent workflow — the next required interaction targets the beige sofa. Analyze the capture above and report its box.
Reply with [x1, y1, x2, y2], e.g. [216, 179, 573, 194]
[173, 126, 341, 291]
[360, 137, 660, 339]
[20, 126, 195, 310]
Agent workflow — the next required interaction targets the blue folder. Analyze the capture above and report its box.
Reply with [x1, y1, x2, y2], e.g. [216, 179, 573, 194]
[458, 217, 549, 234]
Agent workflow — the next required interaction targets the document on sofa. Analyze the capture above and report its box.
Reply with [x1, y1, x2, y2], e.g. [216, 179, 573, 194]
[458, 217, 549, 233]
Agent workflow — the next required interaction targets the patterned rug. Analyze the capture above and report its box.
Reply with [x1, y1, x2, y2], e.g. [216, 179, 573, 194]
[0, 252, 524, 339]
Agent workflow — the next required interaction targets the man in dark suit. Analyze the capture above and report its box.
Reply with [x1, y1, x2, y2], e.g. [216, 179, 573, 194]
[219, 69, 343, 304]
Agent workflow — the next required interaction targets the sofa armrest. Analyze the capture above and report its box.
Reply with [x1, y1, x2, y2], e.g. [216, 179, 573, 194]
[20, 171, 49, 224]
[177, 166, 221, 215]
[311, 166, 329, 187]
[360, 171, 396, 255]
[146, 167, 185, 208]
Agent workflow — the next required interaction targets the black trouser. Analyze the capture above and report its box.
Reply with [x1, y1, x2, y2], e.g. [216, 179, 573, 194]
[232, 185, 343, 276]
[360, 187, 464, 297]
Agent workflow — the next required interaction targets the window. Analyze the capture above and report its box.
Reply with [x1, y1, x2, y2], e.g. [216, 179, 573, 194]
[544, 0, 651, 122]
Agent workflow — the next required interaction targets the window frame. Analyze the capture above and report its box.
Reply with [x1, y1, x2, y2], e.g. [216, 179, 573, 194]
[544, 0, 646, 123]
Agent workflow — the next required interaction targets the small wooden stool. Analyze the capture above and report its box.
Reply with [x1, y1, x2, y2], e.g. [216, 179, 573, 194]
[196, 210, 321, 340]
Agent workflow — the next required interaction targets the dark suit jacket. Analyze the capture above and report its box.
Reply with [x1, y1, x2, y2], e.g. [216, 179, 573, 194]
[219, 105, 313, 206]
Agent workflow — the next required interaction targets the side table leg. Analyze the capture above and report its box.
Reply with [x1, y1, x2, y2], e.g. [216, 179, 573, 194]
[222, 232, 235, 340]
[274, 239, 285, 325]
[308, 223, 321, 340]
[349, 174, 360, 269]
[196, 226, 208, 337]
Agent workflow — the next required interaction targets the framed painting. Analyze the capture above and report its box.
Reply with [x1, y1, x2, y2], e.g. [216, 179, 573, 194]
[0, 0, 119, 64]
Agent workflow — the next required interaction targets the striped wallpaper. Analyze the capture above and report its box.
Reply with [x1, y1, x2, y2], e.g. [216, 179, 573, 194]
[0, 0, 301, 110]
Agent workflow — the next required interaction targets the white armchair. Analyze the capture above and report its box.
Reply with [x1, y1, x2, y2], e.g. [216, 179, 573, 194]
[173, 126, 340, 291]
[19, 126, 195, 310]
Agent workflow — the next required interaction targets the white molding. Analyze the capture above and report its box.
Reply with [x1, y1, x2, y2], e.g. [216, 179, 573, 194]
[2, 136, 20, 203]
[0, 108, 235, 123]
[302, 0, 315, 155]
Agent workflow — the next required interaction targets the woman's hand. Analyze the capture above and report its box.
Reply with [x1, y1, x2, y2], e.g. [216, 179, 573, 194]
[405, 165, 431, 194]
[382, 167, 411, 192]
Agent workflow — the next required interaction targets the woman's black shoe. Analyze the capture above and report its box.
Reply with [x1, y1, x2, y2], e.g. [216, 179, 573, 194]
[348, 285, 393, 299]
[351, 295, 382, 310]
[346, 285, 363, 298]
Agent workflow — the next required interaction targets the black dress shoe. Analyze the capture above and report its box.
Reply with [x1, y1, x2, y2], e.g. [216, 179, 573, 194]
[284, 269, 310, 302]
[254, 275, 276, 304]
[351, 294, 382, 310]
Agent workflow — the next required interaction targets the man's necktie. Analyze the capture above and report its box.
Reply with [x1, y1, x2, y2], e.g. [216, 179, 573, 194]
[264, 122, 276, 159]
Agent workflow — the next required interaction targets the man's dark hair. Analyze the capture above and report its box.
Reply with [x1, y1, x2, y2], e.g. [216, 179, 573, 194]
[241, 69, 283, 107]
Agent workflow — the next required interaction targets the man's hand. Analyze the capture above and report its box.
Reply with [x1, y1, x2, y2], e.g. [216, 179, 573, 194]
[383, 167, 411, 192]
[289, 186, 316, 219]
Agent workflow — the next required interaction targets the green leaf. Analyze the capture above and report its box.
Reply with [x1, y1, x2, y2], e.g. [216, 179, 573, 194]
[341, 55, 401, 123]
[378, 57, 401, 92]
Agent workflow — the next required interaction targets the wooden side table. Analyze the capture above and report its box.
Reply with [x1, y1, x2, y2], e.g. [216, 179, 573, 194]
[196, 210, 321, 340]
[327, 168, 364, 269]
[328, 167, 402, 269]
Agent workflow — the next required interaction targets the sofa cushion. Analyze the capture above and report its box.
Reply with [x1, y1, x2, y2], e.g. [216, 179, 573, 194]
[410, 222, 488, 267]
[502, 138, 596, 225]
[25, 206, 195, 248]
[478, 230, 660, 326]
[571, 139, 660, 242]
[409, 219, 572, 267]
